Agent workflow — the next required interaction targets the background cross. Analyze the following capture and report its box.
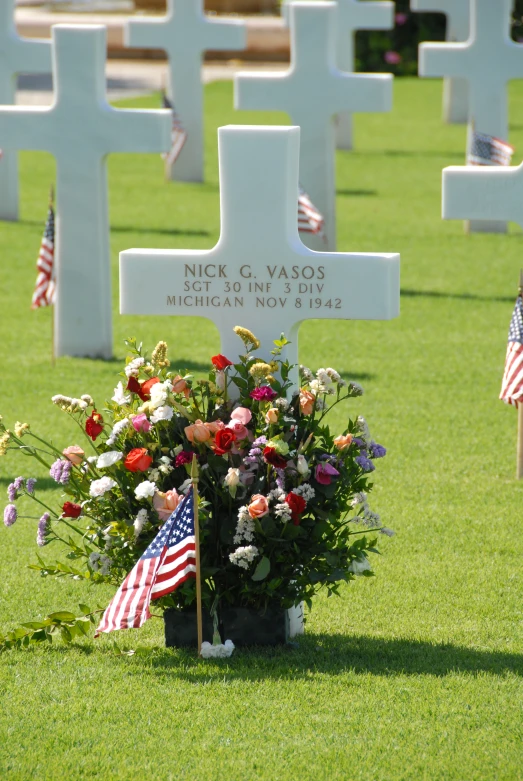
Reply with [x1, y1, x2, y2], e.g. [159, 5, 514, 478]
[125, 0, 246, 184]
[120, 124, 399, 383]
[411, 0, 471, 124]
[442, 161, 523, 229]
[0, 25, 171, 360]
[234, 2, 392, 252]
[0, 0, 51, 222]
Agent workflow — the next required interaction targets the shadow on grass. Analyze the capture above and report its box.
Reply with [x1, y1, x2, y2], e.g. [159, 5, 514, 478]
[111, 225, 210, 237]
[0, 476, 57, 491]
[117, 633, 523, 680]
[401, 288, 515, 304]
[336, 189, 377, 197]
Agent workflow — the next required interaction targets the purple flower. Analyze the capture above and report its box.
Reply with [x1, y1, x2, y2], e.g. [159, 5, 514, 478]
[250, 386, 278, 402]
[370, 442, 387, 459]
[26, 478, 37, 494]
[175, 450, 197, 468]
[355, 455, 375, 473]
[352, 437, 366, 449]
[13, 476, 24, 491]
[37, 513, 50, 547]
[49, 459, 72, 485]
[3, 504, 17, 527]
[7, 483, 16, 502]
[395, 12, 408, 25]
[384, 51, 402, 65]
[315, 462, 340, 485]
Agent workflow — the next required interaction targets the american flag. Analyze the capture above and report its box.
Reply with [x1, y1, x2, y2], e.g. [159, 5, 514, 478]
[500, 295, 523, 407]
[162, 92, 187, 168]
[95, 488, 196, 636]
[467, 131, 514, 167]
[31, 202, 56, 309]
[298, 185, 325, 237]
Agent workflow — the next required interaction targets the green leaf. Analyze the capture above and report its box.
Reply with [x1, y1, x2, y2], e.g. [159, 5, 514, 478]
[78, 603, 92, 616]
[48, 611, 77, 623]
[252, 556, 270, 582]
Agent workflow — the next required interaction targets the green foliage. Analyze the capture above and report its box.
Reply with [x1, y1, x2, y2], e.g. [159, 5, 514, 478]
[0, 604, 101, 652]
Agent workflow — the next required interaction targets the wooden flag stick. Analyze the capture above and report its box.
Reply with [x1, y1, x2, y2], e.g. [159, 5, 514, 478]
[191, 455, 203, 655]
[50, 184, 56, 369]
[517, 271, 523, 479]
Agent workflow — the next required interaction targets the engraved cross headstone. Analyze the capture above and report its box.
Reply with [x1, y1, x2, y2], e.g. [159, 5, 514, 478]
[120, 125, 400, 380]
[411, 0, 470, 124]
[282, 0, 394, 150]
[0, 0, 51, 222]
[234, 2, 393, 252]
[442, 160, 523, 229]
[125, 0, 246, 184]
[419, 0, 523, 233]
[0, 25, 171, 359]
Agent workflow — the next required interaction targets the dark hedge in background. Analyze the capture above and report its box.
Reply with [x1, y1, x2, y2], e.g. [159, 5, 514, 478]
[356, 0, 523, 76]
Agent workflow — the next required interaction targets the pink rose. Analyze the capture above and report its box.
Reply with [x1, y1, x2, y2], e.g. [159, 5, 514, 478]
[153, 489, 184, 522]
[265, 407, 279, 424]
[204, 420, 225, 435]
[184, 420, 211, 444]
[132, 413, 151, 433]
[299, 389, 315, 416]
[231, 407, 252, 425]
[62, 445, 84, 465]
[315, 462, 340, 485]
[227, 420, 249, 441]
[247, 494, 269, 519]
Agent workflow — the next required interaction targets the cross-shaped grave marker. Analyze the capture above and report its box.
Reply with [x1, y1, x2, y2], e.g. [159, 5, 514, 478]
[125, 0, 246, 184]
[411, 0, 470, 124]
[0, 25, 171, 359]
[120, 124, 399, 380]
[234, 2, 393, 252]
[419, 0, 523, 233]
[0, 0, 51, 222]
[282, 0, 394, 150]
[442, 160, 523, 229]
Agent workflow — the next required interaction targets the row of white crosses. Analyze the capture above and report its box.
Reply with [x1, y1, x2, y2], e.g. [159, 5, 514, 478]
[235, 1, 392, 251]
[418, 0, 522, 234]
[0, 0, 51, 222]
[282, 0, 394, 150]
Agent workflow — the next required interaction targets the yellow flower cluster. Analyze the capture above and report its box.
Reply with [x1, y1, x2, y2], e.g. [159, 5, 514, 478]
[14, 422, 30, 438]
[151, 341, 169, 368]
[233, 326, 260, 350]
[249, 362, 272, 380]
[0, 430, 11, 456]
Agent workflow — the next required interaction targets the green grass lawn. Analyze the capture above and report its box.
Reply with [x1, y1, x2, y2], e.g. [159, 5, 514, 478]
[1, 77, 523, 780]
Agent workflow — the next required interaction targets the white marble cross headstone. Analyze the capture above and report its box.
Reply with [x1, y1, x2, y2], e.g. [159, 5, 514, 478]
[0, 25, 171, 359]
[120, 124, 400, 378]
[234, 2, 393, 252]
[411, 0, 470, 124]
[282, 0, 394, 150]
[125, 0, 246, 184]
[442, 161, 523, 229]
[0, 0, 51, 222]
[419, 0, 523, 233]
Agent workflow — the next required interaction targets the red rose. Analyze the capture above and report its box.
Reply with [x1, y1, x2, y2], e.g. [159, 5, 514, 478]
[263, 446, 287, 470]
[211, 354, 234, 370]
[124, 447, 153, 472]
[85, 411, 104, 441]
[213, 428, 236, 456]
[62, 501, 82, 519]
[126, 376, 159, 402]
[285, 492, 307, 525]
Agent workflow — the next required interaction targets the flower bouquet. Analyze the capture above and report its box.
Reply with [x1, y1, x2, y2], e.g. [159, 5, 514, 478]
[0, 327, 391, 650]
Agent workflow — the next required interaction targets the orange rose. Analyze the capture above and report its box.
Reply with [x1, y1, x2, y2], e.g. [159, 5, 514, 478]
[265, 407, 279, 424]
[153, 489, 184, 522]
[124, 448, 153, 472]
[62, 445, 85, 465]
[334, 434, 353, 450]
[299, 389, 315, 416]
[171, 375, 190, 398]
[247, 494, 269, 519]
[184, 420, 211, 444]
[204, 420, 225, 435]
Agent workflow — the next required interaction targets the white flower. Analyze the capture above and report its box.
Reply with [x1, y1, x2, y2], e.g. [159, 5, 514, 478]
[150, 404, 173, 423]
[81, 394, 94, 406]
[275, 397, 289, 411]
[149, 381, 171, 409]
[125, 356, 144, 377]
[348, 557, 371, 574]
[300, 365, 313, 382]
[96, 451, 123, 469]
[316, 368, 333, 387]
[233, 506, 255, 544]
[159, 463, 173, 475]
[350, 382, 364, 397]
[179, 478, 193, 495]
[224, 468, 241, 488]
[292, 483, 315, 502]
[87, 456, 98, 464]
[106, 417, 130, 446]
[229, 545, 259, 569]
[134, 508, 148, 537]
[215, 370, 226, 391]
[134, 480, 156, 500]
[357, 415, 370, 439]
[89, 477, 117, 497]
[350, 491, 367, 507]
[112, 382, 130, 406]
[148, 468, 160, 483]
[326, 368, 341, 383]
[200, 640, 234, 659]
[296, 455, 309, 476]
[274, 502, 292, 522]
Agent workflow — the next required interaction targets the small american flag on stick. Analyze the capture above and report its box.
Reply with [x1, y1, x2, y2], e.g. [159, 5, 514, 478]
[31, 192, 56, 309]
[500, 293, 523, 407]
[162, 92, 188, 168]
[467, 131, 514, 167]
[298, 185, 325, 238]
[95, 488, 196, 636]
